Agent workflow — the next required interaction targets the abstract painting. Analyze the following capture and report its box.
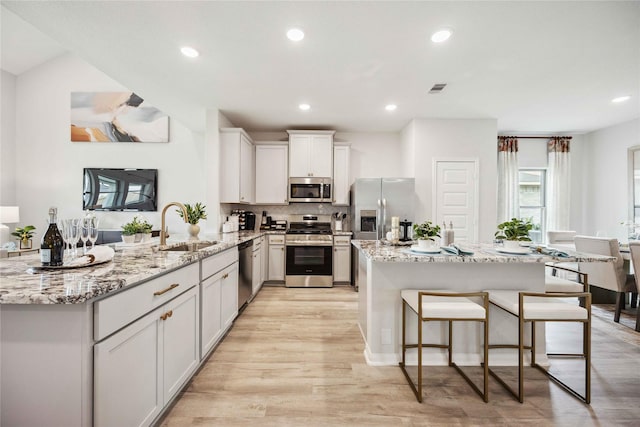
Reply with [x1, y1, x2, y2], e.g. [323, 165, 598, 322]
[70, 92, 169, 142]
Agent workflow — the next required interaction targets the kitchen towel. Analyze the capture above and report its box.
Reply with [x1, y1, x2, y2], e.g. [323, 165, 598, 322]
[532, 246, 570, 258]
[67, 246, 115, 266]
[440, 245, 474, 256]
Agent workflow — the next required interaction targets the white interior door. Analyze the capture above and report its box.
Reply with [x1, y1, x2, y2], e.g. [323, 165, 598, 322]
[433, 159, 479, 243]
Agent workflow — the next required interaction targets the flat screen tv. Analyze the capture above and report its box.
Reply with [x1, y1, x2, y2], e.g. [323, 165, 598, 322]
[83, 168, 158, 211]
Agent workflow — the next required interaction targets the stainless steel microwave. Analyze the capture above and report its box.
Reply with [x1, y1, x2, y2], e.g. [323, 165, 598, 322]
[289, 177, 332, 203]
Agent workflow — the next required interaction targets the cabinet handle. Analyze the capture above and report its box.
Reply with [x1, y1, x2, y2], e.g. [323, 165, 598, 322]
[222, 273, 228, 279]
[154, 283, 179, 296]
[160, 310, 172, 321]
[167, 310, 173, 318]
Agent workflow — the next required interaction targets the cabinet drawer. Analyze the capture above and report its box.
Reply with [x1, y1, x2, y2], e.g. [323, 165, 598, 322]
[201, 247, 239, 280]
[268, 235, 285, 245]
[94, 263, 199, 341]
[333, 236, 351, 246]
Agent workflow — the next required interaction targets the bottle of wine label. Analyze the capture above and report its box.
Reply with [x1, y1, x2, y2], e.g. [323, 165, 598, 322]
[41, 207, 64, 266]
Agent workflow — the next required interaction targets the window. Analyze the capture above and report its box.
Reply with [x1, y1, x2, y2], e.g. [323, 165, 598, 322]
[519, 169, 546, 243]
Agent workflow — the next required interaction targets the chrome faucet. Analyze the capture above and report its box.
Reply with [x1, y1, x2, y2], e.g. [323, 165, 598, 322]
[160, 202, 189, 246]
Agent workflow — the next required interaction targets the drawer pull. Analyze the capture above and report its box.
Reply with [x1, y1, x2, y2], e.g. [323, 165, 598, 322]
[154, 283, 179, 296]
[222, 273, 229, 279]
[160, 310, 173, 321]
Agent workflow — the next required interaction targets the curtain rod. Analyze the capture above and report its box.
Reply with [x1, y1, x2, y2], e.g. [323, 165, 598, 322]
[498, 135, 572, 140]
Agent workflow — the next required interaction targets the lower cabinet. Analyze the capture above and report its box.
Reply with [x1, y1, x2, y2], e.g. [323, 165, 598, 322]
[268, 235, 285, 281]
[200, 248, 239, 359]
[333, 235, 351, 283]
[94, 285, 199, 427]
[252, 242, 262, 295]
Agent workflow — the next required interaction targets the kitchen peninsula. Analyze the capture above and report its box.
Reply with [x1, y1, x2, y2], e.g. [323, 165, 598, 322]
[0, 232, 266, 427]
[352, 240, 612, 366]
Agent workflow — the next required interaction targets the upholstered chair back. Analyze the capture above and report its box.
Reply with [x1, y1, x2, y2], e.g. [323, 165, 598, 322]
[575, 236, 626, 293]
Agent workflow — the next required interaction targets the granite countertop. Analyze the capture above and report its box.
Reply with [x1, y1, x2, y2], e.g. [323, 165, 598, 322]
[0, 231, 265, 305]
[352, 240, 615, 263]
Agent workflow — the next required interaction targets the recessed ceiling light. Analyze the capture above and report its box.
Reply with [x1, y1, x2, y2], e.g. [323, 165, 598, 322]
[287, 28, 305, 42]
[180, 46, 199, 58]
[611, 95, 631, 103]
[299, 103, 310, 111]
[385, 104, 397, 111]
[431, 29, 452, 43]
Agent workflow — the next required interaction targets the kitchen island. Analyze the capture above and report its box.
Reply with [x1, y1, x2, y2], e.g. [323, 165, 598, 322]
[0, 231, 270, 427]
[351, 240, 611, 366]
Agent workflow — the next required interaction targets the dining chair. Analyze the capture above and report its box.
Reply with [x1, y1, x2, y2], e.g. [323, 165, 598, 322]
[574, 236, 636, 324]
[545, 230, 581, 291]
[624, 241, 640, 331]
[547, 230, 577, 245]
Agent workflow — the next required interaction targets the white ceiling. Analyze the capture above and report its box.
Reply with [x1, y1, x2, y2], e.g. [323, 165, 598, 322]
[2, 1, 639, 135]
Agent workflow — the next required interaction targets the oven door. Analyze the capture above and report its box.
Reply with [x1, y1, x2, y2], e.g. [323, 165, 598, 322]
[285, 244, 333, 287]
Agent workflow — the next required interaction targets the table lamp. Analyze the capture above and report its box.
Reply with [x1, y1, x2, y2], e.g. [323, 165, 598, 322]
[0, 206, 20, 246]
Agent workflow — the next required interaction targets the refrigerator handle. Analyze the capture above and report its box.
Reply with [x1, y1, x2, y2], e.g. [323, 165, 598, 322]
[377, 199, 382, 240]
[382, 198, 387, 238]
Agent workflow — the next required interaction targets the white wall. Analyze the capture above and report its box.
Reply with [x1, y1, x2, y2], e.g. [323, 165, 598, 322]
[404, 118, 498, 242]
[1, 70, 17, 206]
[582, 118, 640, 241]
[12, 53, 209, 241]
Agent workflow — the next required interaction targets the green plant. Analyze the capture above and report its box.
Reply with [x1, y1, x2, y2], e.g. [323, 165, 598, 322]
[121, 216, 152, 235]
[412, 221, 441, 241]
[11, 225, 36, 241]
[177, 202, 207, 225]
[495, 218, 533, 241]
[121, 220, 139, 236]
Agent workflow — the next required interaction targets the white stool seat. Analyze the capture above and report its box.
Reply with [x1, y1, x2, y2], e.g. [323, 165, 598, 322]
[544, 276, 585, 293]
[486, 290, 588, 320]
[401, 290, 486, 319]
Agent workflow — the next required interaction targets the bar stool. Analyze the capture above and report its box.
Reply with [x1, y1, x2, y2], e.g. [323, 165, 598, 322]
[399, 290, 489, 403]
[484, 290, 591, 404]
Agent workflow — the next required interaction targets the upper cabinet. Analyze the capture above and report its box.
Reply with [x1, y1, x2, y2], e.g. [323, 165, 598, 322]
[287, 130, 334, 178]
[333, 144, 350, 206]
[220, 128, 255, 204]
[255, 144, 289, 205]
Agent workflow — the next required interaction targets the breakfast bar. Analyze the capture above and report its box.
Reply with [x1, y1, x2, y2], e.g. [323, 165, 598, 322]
[351, 240, 611, 366]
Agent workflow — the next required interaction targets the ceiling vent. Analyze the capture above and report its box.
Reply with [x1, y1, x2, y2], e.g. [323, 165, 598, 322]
[429, 83, 447, 94]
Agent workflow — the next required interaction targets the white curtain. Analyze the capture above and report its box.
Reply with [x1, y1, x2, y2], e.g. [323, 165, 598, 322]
[547, 137, 571, 231]
[497, 137, 519, 223]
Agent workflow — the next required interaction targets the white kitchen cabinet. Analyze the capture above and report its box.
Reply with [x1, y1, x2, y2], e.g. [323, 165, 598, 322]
[201, 248, 239, 359]
[220, 128, 255, 204]
[252, 240, 262, 295]
[94, 285, 199, 427]
[333, 144, 350, 205]
[260, 236, 267, 285]
[255, 145, 288, 204]
[268, 234, 285, 281]
[287, 130, 334, 178]
[333, 235, 351, 283]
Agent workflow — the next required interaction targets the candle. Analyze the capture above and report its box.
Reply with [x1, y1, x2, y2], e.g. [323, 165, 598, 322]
[391, 216, 400, 228]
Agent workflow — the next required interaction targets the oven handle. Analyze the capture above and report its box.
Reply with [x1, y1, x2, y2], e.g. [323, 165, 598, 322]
[285, 241, 333, 247]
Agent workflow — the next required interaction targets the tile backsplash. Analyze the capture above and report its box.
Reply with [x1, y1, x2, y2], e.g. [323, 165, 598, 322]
[221, 203, 350, 231]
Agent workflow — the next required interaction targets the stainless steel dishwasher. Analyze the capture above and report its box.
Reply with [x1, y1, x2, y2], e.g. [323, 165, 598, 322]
[238, 240, 253, 310]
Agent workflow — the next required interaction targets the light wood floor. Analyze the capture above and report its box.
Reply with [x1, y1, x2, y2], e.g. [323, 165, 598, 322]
[159, 286, 640, 426]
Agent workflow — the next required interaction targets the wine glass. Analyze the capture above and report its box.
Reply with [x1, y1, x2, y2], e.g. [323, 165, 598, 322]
[59, 220, 71, 262]
[80, 218, 90, 254]
[68, 219, 81, 259]
[87, 217, 100, 251]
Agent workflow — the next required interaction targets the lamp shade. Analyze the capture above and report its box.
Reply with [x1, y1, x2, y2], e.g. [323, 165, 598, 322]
[0, 206, 20, 223]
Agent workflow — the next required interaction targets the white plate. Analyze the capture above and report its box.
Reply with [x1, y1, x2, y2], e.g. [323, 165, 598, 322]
[410, 245, 441, 254]
[496, 247, 531, 255]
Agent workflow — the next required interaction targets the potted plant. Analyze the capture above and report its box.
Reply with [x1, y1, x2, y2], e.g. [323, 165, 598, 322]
[11, 225, 36, 249]
[413, 221, 441, 249]
[121, 219, 139, 243]
[135, 216, 153, 242]
[495, 218, 533, 249]
[177, 202, 207, 239]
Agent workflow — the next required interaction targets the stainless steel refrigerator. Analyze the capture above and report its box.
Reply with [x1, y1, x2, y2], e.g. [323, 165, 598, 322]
[350, 178, 415, 240]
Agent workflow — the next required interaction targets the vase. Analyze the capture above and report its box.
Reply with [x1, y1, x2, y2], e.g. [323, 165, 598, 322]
[188, 224, 200, 240]
[503, 240, 521, 250]
[122, 234, 135, 244]
[417, 239, 436, 249]
[20, 239, 32, 250]
[141, 232, 152, 242]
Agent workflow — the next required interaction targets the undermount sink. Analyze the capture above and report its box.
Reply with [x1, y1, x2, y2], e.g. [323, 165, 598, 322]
[160, 241, 218, 252]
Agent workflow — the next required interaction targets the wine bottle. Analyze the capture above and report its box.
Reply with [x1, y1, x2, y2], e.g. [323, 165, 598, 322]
[41, 207, 64, 266]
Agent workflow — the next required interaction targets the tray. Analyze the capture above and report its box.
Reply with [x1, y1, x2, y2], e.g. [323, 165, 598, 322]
[28, 259, 112, 271]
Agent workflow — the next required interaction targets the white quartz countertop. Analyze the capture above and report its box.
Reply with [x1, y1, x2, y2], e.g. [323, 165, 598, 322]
[0, 231, 267, 305]
[352, 240, 615, 263]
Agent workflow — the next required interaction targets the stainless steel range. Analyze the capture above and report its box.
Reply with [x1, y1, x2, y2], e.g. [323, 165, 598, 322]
[285, 215, 333, 288]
